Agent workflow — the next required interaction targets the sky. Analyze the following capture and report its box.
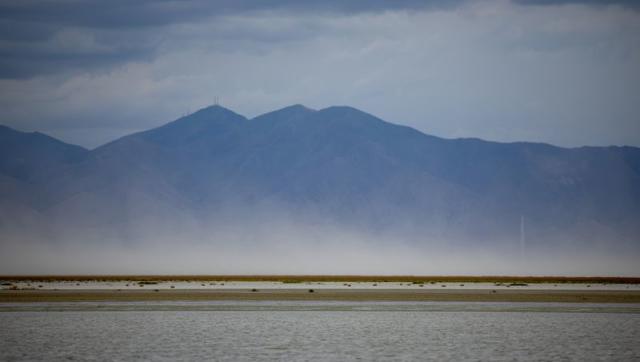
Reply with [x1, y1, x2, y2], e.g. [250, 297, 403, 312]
[0, 0, 639, 149]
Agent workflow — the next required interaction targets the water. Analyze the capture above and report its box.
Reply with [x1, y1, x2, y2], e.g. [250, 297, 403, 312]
[1, 302, 639, 361]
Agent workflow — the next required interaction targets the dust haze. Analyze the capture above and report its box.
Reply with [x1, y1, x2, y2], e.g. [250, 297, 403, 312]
[1, 216, 637, 276]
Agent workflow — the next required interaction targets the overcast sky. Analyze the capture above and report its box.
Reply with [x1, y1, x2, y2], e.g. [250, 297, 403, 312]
[0, 0, 639, 148]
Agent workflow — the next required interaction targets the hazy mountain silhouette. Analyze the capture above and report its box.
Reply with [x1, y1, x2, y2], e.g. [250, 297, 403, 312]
[1, 105, 639, 254]
[0, 125, 87, 182]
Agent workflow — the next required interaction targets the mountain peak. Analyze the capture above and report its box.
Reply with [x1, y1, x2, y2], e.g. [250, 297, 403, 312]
[252, 104, 315, 122]
[282, 104, 314, 112]
[191, 104, 245, 119]
[100, 104, 248, 149]
[165, 104, 247, 127]
[318, 105, 371, 116]
[313, 105, 390, 130]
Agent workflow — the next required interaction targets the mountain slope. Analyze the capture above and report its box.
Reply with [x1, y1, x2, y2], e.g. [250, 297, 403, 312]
[1, 105, 639, 254]
[0, 125, 88, 240]
[0, 125, 87, 182]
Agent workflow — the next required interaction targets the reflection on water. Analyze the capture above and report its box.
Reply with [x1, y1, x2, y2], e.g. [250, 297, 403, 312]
[1, 301, 639, 361]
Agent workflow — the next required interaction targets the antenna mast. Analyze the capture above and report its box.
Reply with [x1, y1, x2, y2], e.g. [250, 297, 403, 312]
[520, 215, 526, 259]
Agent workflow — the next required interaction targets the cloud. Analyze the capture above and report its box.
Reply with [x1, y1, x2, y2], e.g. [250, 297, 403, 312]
[0, 0, 639, 148]
[0, 0, 466, 78]
[515, 0, 640, 9]
[0, 0, 464, 28]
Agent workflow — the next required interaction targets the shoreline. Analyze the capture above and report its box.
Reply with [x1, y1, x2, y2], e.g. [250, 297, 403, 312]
[2, 288, 640, 303]
[2, 275, 639, 283]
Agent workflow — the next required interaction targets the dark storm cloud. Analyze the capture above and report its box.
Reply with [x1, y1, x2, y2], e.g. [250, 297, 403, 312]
[2, 0, 629, 79]
[0, 0, 463, 28]
[0, 0, 205, 78]
[0, 0, 466, 79]
[514, 0, 640, 9]
[0, 25, 157, 78]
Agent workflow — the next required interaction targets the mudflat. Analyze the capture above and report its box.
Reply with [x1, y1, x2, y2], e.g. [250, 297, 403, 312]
[2, 288, 640, 303]
[2, 275, 639, 283]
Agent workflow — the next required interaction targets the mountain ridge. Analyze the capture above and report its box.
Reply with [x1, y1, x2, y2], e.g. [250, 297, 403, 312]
[0, 104, 639, 258]
[3, 104, 638, 151]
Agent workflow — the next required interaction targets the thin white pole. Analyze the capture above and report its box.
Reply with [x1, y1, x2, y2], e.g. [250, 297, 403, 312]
[520, 215, 525, 259]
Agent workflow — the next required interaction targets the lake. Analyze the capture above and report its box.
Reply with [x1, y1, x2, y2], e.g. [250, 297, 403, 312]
[1, 301, 639, 361]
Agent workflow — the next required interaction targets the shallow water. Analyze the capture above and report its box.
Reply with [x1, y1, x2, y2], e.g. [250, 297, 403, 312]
[1, 301, 639, 361]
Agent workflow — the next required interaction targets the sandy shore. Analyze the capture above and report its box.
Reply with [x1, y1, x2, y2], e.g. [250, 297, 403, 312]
[2, 276, 639, 303]
[3, 275, 639, 283]
[2, 288, 640, 303]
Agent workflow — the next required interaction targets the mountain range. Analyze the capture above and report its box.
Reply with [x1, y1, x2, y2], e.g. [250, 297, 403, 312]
[1, 104, 639, 256]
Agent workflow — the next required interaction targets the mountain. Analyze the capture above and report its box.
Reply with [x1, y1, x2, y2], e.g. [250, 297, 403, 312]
[0, 125, 88, 240]
[1, 105, 639, 256]
[0, 125, 87, 182]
